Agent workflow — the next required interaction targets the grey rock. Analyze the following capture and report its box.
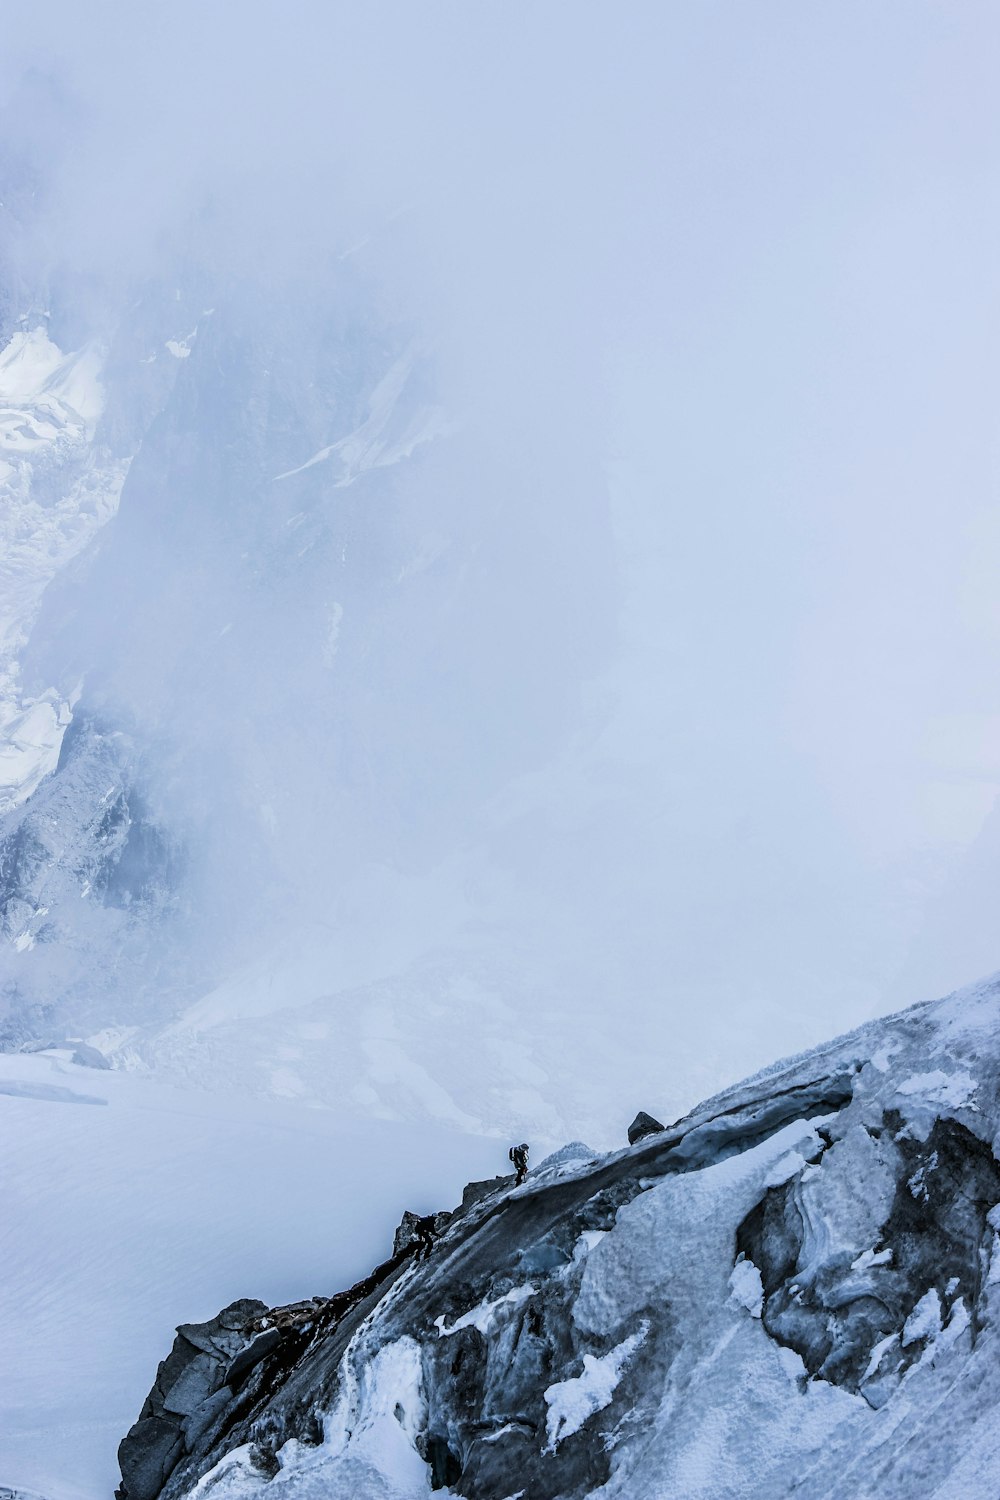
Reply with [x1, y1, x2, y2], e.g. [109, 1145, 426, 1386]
[460, 1176, 511, 1210]
[181, 1385, 234, 1449]
[117, 1417, 183, 1500]
[627, 1109, 665, 1144]
[392, 1208, 453, 1257]
[160, 1352, 217, 1417]
[116, 1298, 266, 1500]
[225, 1328, 283, 1389]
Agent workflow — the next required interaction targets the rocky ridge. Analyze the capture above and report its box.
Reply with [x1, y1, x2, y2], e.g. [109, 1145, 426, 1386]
[117, 976, 1000, 1500]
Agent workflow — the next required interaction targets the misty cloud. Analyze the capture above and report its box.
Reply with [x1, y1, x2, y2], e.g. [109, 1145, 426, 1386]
[1, 3, 999, 1128]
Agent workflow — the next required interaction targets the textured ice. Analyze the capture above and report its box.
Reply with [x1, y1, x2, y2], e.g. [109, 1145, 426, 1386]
[901, 1287, 941, 1346]
[896, 1070, 975, 1108]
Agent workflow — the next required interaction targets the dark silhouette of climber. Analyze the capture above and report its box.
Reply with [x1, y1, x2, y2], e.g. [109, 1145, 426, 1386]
[412, 1214, 437, 1260]
[509, 1143, 529, 1185]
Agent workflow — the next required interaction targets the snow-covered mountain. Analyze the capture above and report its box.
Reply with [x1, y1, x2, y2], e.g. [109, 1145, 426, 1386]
[115, 974, 1000, 1500]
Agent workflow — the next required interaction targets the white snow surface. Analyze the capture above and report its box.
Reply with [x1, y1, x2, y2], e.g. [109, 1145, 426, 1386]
[435, 1283, 537, 1338]
[0, 1050, 500, 1500]
[895, 1069, 976, 1108]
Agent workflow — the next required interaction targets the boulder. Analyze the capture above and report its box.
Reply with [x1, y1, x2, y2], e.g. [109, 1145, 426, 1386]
[627, 1110, 665, 1145]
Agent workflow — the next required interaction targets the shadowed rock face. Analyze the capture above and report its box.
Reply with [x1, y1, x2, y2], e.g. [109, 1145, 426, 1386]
[737, 1112, 1000, 1401]
[116, 1299, 266, 1500]
[116, 982, 1000, 1500]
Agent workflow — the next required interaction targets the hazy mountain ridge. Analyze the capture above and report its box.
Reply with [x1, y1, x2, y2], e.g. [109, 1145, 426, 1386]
[0, 267, 463, 1038]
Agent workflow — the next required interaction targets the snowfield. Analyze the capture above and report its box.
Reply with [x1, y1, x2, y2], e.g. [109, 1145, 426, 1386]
[0, 1050, 500, 1500]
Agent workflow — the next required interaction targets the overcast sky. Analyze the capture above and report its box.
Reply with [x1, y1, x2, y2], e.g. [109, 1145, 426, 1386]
[3, 4, 1000, 1105]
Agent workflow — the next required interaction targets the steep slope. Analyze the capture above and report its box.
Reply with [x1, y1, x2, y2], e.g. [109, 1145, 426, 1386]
[117, 974, 1000, 1500]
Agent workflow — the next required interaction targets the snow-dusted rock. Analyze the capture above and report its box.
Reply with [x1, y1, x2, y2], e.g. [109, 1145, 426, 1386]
[117, 976, 1000, 1499]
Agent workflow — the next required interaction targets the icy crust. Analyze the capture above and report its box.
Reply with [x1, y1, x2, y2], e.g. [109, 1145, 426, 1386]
[117, 978, 1000, 1500]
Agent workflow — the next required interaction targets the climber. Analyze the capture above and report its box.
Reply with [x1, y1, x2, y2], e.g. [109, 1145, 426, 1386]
[509, 1142, 529, 1186]
[412, 1213, 438, 1260]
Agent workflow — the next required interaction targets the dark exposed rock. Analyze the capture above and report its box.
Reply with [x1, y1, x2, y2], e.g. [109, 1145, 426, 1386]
[224, 1328, 283, 1390]
[737, 1110, 1000, 1402]
[627, 1109, 664, 1144]
[392, 1208, 454, 1257]
[116, 1298, 266, 1500]
[460, 1175, 511, 1209]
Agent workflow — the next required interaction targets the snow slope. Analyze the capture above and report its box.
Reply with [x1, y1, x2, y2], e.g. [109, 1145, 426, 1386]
[0, 1050, 501, 1500]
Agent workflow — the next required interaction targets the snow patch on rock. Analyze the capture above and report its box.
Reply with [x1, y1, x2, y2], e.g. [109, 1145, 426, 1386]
[544, 1323, 648, 1450]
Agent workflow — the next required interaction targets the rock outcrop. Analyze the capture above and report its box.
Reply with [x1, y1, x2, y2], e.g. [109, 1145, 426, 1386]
[392, 1209, 454, 1258]
[116, 1298, 266, 1500]
[627, 1109, 665, 1144]
[118, 977, 1000, 1500]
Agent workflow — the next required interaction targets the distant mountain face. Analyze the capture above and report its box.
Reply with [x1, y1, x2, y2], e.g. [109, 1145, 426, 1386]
[117, 976, 1000, 1500]
[0, 275, 447, 1036]
[0, 250, 616, 1073]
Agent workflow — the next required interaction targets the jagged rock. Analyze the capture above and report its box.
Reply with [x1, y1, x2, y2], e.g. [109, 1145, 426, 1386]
[392, 1208, 453, 1257]
[116, 1298, 266, 1500]
[460, 1175, 511, 1210]
[0, 718, 181, 1037]
[627, 1109, 664, 1144]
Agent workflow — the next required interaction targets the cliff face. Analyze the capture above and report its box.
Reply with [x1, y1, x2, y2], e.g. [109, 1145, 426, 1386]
[118, 977, 1000, 1500]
